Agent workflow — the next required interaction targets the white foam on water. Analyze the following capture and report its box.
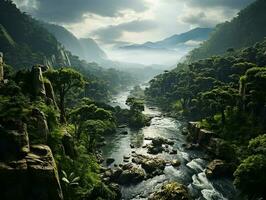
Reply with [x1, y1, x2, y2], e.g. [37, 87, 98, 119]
[186, 158, 205, 172]
[201, 189, 227, 200]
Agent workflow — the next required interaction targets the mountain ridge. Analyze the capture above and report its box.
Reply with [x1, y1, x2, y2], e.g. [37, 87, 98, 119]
[120, 27, 213, 51]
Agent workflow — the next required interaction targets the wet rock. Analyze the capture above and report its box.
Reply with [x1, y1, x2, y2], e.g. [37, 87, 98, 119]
[185, 143, 200, 150]
[147, 137, 175, 154]
[181, 127, 188, 135]
[144, 137, 153, 140]
[106, 158, 115, 165]
[120, 131, 128, 135]
[147, 145, 164, 154]
[152, 137, 168, 146]
[148, 182, 191, 200]
[118, 166, 145, 185]
[110, 167, 123, 182]
[171, 159, 181, 167]
[132, 154, 166, 177]
[118, 125, 127, 128]
[170, 149, 177, 154]
[205, 159, 232, 179]
[123, 155, 130, 160]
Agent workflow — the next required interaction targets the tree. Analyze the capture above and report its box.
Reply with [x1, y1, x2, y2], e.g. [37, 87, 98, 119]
[200, 86, 238, 124]
[45, 68, 85, 123]
[126, 97, 144, 113]
[234, 154, 266, 199]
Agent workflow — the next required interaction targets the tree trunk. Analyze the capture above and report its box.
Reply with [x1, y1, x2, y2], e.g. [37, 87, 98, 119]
[59, 91, 66, 123]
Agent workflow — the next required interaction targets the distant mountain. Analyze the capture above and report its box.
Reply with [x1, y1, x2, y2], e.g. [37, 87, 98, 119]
[42, 23, 107, 63]
[120, 28, 213, 51]
[188, 0, 266, 61]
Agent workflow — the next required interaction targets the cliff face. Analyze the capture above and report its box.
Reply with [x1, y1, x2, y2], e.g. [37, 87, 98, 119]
[0, 59, 63, 200]
[0, 120, 63, 200]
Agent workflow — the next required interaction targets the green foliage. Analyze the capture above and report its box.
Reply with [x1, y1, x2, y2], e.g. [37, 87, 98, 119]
[45, 67, 85, 123]
[188, 0, 266, 61]
[233, 154, 266, 199]
[248, 134, 266, 155]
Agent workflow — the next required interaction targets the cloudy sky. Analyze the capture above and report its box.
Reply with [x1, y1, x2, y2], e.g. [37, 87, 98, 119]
[13, 0, 255, 46]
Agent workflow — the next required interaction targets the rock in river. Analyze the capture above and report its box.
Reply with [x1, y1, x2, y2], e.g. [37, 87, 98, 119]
[106, 158, 115, 165]
[205, 159, 232, 179]
[132, 154, 166, 177]
[148, 182, 191, 200]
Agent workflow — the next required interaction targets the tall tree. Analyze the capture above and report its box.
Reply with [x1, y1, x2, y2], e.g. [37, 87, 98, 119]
[45, 68, 85, 123]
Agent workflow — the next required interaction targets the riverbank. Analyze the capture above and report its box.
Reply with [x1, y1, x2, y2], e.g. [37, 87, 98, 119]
[99, 90, 236, 200]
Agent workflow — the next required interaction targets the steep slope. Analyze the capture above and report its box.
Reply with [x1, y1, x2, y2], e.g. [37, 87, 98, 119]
[121, 28, 213, 51]
[188, 0, 266, 61]
[0, 0, 70, 69]
[79, 38, 107, 63]
[42, 23, 107, 63]
[41, 23, 84, 59]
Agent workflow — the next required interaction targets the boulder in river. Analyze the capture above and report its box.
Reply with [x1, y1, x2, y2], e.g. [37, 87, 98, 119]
[205, 159, 232, 179]
[147, 137, 175, 154]
[171, 159, 181, 167]
[148, 182, 191, 200]
[117, 165, 145, 185]
[120, 131, 128, 135]
[106, 158, 115, 165]
[132, 154, 166, 177]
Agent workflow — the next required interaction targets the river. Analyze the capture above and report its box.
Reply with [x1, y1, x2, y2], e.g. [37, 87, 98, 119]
[101, 90, 236, 200]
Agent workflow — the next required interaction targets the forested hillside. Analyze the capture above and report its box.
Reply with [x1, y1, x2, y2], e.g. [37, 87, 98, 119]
[146, 38, 266, 199]
[0, 0, 70, 68]
[0, 0, 135, 101]
[42, 23, 108, 63]
[188, 0, 266, 61]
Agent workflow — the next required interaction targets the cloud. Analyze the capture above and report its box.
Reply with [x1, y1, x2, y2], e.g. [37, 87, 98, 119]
[179, 0, 255, 28]
[13, 0, 148, 23]
[184, 0, 255, 9]
[92, 20, 157, 44]
[181, 10, 233, 27]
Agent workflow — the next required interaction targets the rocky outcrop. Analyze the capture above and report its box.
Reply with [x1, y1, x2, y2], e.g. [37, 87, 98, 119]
[0, 52, 4, 81]
[147, 137, 174, 154]
[44, 79, 58, 107]
[187, 122, 214, 146]
[0, 121, 63, 200]
[62, 131, 76, 158]
[31, 108, 49, 143]
[101, 163, 145, 185]
[117, 165, 145, 185]
[148, 182, 191, 200]
[31, 65, 58, 107]
[132, 154, 166, 177]
[0, 120, 29, 161]
[205, 159, 233, 179]
[207, 138, 236, 161]
[32, 65, 46, 98]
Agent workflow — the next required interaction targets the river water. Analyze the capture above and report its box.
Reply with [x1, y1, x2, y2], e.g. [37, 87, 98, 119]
[101, 90, 236, 200]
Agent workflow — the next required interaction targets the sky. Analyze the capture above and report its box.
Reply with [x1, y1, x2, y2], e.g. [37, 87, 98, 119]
[13, 0, 255, 47]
